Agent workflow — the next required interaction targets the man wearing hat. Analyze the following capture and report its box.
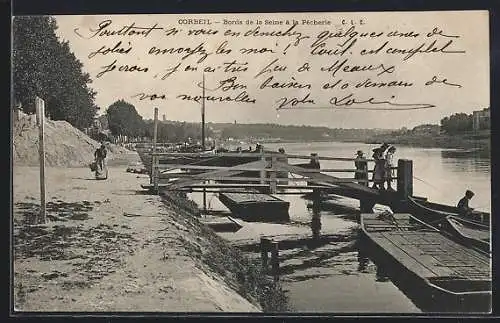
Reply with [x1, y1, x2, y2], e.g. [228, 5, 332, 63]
[371, 145, 386, 189]
[354, 150, 368, 186]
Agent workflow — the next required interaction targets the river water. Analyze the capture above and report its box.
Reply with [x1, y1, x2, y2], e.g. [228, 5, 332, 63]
[188, 141, 491, 313]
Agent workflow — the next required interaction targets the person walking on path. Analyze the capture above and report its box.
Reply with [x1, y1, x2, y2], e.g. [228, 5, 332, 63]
[94, 143, 108, 180]
[354, 150, 368, 186]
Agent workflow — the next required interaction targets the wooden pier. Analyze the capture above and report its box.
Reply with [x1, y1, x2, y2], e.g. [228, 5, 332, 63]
[139, 149, 413, 214]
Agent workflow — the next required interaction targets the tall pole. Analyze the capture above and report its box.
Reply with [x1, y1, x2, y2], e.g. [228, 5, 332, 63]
[201, 73, 206, 150]
[35, 97, 46, 224]
[153, 107, 159, 193]
[201, 73, 207, 211]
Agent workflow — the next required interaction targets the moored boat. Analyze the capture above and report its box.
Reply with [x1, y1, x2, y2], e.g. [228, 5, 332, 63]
[200, 215, 243, 232]
[218, 191, 290, 222]
[440, 216, 490, 254]
[407, 196, 490, 226]
[360, 212, 491, 312]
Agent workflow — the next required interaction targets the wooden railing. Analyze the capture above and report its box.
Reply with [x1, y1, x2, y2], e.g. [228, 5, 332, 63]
[142, 149, 411, 197]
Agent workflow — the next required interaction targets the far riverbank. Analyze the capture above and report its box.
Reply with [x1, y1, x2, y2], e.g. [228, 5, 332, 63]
[224, 134, 490, 158]
[363, 132, 490, 157]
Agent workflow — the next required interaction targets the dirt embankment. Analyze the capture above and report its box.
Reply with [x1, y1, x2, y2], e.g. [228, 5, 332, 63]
[12, 161, 287, 312]
[12, 112, 129, 167]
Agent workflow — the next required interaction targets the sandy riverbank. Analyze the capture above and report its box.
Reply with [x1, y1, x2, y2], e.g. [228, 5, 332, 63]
[12, 153, 278, 312]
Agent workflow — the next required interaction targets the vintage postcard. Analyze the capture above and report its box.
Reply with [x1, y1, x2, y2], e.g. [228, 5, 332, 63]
[11, 10, 491, 314]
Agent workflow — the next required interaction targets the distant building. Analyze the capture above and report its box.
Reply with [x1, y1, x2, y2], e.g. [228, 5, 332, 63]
[163, 114, 166, 122]
[472, 107, 490, 131]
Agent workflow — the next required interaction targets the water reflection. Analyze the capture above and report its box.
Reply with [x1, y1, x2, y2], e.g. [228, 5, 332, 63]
[375, 266, 390, 282]
[357, 249, 369, 273]
[440, 149, 490, 160]
[310, 200, 322, 241]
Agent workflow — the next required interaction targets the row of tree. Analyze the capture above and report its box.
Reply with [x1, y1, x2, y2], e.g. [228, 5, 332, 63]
[104, 99, 213, 143]
[440, 109, 490, 135]
[13, 16, 99, 129]
[103, 99, 490, 143]
[212, 123, 390, 141]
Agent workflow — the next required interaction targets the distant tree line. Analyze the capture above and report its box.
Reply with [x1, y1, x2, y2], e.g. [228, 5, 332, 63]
[440, 110, 490, 134]
[12, 16, 98, 129]
[211, 123, 389, 141]
[105, 100, 213, 143]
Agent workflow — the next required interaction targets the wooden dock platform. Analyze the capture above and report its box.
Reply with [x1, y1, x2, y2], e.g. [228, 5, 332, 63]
[218, 192, 290, 223]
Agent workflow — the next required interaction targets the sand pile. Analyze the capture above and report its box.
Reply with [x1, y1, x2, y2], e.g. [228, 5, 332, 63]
[13, 112, 129, 167]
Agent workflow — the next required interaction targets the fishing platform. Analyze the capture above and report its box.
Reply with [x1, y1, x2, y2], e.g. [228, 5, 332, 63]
[139, 149, 414, 214]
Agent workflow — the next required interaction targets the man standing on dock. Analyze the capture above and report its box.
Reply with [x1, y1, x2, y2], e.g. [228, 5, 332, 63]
[354, 150, 368, 186]
[385, 146, 396, 191]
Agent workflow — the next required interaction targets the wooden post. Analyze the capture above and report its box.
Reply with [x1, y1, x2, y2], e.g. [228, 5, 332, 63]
[260, 237, 271, 270]
[397, 159, 413, 200]
[269, 155, 277, 194]
[202, 182, 207, 212]
[260, 149, 266, 185]
[153, 108, 159, 193]
[201, 73, 206, 149]
[270, 241, 279, 281]
[35, 97, 46, 224]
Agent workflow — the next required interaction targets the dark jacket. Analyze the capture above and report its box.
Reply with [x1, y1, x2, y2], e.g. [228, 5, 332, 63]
[457, 197, 470, 211]
[95, 146, 107, 159]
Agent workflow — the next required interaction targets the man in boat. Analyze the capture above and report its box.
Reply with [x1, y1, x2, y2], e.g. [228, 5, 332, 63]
[457, 190, 475, 216]
[354, 150, 368, 186]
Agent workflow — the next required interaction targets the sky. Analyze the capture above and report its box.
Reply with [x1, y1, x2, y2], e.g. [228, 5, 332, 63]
[48, 11, 490, 129]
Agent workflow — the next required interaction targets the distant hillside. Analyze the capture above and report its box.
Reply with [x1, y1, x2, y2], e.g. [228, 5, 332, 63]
[209, 122, 392, 142]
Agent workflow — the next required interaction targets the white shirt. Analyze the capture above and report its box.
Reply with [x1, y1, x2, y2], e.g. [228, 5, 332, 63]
[386, 152, 394, 167]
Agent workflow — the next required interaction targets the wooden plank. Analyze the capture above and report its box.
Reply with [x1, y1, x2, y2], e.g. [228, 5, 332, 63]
[394, 231, 490, 276]
[156, 164, 266, 171]
[151, 151, 376, 162]
[166, 160, 267, 189]
[221, 192, 282, 203]
[153, 183, 338, 190]
[370, 232, 436, 278]
[278, 161, 380, 196]
[381, 232, 456, 277]
[162, 176, 367, 185]
[176, 189, 317, 195]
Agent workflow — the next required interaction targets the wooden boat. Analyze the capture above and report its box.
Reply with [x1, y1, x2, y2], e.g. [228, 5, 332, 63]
[440, 216, 490, 254]
[360, 213, 491, 312]
[218, 191, 290, 222]
[200, 215, 243, 232]
[407, 196, 490, 226]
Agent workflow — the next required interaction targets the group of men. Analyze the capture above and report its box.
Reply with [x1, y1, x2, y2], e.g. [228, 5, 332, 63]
[354, 143, 397, 190]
